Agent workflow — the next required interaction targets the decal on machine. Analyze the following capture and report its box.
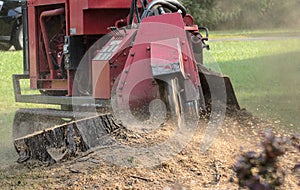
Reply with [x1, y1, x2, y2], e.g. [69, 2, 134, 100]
[94, 40, 122, 61]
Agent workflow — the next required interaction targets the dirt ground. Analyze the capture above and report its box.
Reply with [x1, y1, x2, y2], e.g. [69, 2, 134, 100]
[0, 109, 299, 190]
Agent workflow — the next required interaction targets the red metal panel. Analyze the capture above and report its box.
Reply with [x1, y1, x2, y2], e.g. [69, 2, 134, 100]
[142, 12, 185, 29]
[115, 13, 201, 110]
[27, 5, 38, 88]
[92, 29, 137, 99]
[69, 0, 147, 35]
[27, 0, 65, 6]
[92, 60, 110, 99]
[65, 0, 70, 35]
[83, 9, 129, 35]
[116, 42, 159, 109]
[69, 0, 88, 35]
[150, 38, 184, 77]
[134, 13, 200, 86]
[86, 0, 148, 9]
[134, 13, 185, 44]
[87, 0, 132, 9]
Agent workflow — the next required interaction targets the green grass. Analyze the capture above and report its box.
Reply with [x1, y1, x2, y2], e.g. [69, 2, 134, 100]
[209, 28, 300, 39]
[206, 38, 300, 129]
[0, 50, 24, 165]
[0, 51, 23, 128]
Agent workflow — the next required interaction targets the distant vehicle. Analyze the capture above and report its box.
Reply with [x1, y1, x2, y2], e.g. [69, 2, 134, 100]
[0, 0, 23, 50]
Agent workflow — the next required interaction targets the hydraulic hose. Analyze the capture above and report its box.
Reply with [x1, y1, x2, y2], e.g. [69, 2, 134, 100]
[167, 0, 186, 17]
[141, 0, 186, 19]
[129, 0, 136, 26]
[141, 0, 177, 19]
[39, 7, 65, 79]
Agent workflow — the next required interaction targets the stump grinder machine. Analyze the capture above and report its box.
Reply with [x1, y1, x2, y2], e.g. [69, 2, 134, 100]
[12, 0, 239, 163]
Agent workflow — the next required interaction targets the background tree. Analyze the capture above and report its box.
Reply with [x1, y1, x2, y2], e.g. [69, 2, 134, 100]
[181, 0, 300, 30]
[181, 0, 218, 29]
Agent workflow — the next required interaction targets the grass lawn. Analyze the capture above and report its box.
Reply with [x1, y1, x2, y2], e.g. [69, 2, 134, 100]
[0, 51, 24, 164]
[207, 38, 300, 129]
[209, 28, 300, 39]
[0, 30, 299, 166]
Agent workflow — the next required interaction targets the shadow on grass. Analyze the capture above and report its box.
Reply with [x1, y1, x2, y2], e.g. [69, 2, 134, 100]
[218, 51, 300, 131]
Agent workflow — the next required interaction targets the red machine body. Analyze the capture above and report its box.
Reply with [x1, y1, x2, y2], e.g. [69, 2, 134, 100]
[23, 0, 204, 110]
[26, 0, 138, 95]
[13, 0, 240, 113]
[113, 13, 200, 110]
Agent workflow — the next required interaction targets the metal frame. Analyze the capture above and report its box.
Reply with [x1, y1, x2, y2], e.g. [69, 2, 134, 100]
[13, 74, 110, 107]
[21, 0, 29, 73]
